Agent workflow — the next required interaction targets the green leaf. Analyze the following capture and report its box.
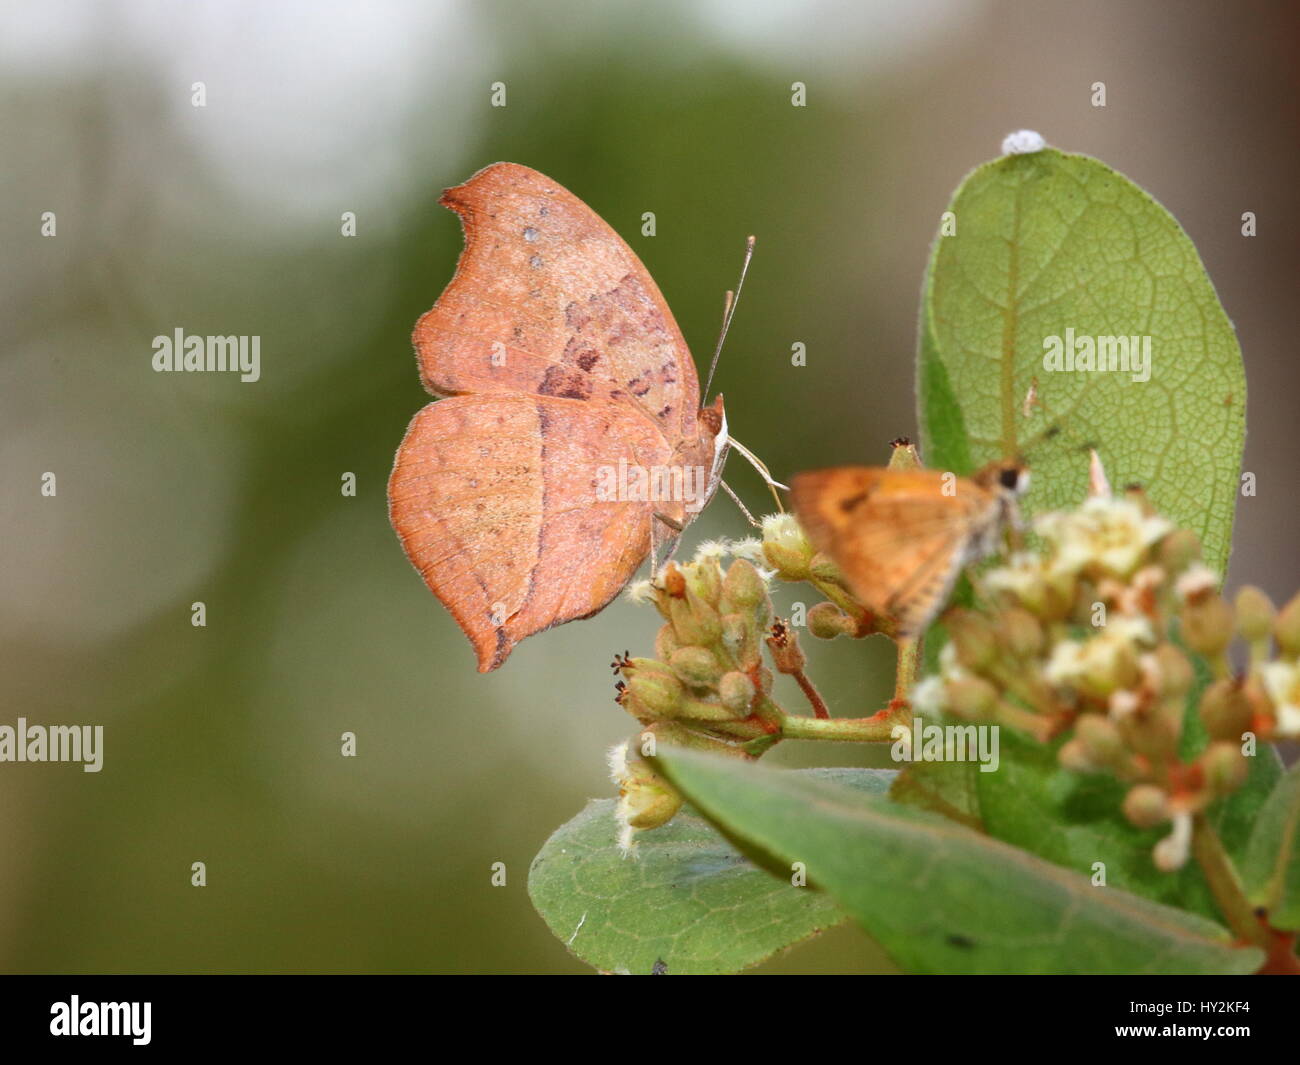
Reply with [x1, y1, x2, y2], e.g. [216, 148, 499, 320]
[658, 749, 1261, 974]
[527, 768, 893, 974]
[1241, 760, 1300, 930]
[889, 758, 982, 830]
[918, 146, 1245, 572]
[890, 625, 984, 829]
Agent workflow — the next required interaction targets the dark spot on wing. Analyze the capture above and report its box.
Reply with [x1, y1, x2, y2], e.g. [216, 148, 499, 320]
[539, 364, 592, 401]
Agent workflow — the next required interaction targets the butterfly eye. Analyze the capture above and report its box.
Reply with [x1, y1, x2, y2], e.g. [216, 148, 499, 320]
[998, 466, 1021, 490]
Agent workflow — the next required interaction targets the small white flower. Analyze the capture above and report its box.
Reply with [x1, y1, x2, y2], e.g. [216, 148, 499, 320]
[727, 536, 765, 564]
[606, 740, 630, 784]
[1262, 661, 1300, 736]
[1109, 688, 1141, 720]
[981, 552, 1047, 607]
[1153, 811, 1192, 872]
[911, 676, 948, 716]
[1045, 616, 1151, 696]
[692, 539, 729, 562]
[1175, 563, 1219, 602]
[1045, 640, 1088, 688]
[625, 579, 657, 604]
[1036, 497, 1172, 580]
[937, 640, 974, 684]
[616, 819, 639, 858]
[1105, 614, 1157, 646]
[1001, 129, 1046, 155]
[761, 512, 805, 547]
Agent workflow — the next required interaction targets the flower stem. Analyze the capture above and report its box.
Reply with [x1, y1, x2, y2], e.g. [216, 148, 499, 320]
[780, 706, 907, 743]
[1191, 812, 1270, 949]
[791, 668, 831, 719]
[894, 636, 921, 705]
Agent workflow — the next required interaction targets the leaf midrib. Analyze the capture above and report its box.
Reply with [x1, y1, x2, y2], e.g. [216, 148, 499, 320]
[999, 176, 1023, 460]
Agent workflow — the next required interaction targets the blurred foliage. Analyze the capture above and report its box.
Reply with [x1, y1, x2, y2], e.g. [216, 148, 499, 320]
[1, 0, 1297, 972]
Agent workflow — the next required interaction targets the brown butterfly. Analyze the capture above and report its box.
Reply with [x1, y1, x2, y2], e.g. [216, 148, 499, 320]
[790, 459, 1028, 635]
[388, 163, 736, 672]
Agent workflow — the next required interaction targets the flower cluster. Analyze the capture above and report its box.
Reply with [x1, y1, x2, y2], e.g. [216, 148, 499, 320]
[914, 483, 1300, 871]
[609, 543, 789, 851]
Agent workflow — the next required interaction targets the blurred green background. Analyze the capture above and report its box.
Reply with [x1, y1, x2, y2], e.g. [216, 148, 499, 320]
[2, 0, 1297, 973]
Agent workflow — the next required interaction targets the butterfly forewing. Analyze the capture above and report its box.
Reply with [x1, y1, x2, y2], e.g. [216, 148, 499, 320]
[415, 162, 701, 447]
[791, 467, 1002, 635]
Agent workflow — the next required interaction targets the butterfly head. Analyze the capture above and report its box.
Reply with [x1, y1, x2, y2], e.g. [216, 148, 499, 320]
[976, 459, 1031, 499]
[689, 394, 729, 514]
[697, 393, 726, 438]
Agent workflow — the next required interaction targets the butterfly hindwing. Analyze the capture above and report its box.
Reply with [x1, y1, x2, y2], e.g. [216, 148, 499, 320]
[389, 392, 674, 671]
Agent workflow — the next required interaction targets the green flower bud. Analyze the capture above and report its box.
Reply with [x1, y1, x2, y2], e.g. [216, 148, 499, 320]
[1058, 737, 1098, 773]
[1122, 784, 1170, 829]
[761, 515, 815, 580]
[668, 591, 722, 648]
[1234, 586, 1275, 643]
[1147, 644, 1194, 700]
[626, 668, 685, 719]
[654, 623, 680, 662]
[1118, 708, 1179, 763]
[1079, 638, 1140, 700]
[1180, 594, 1234, 658]
[998, 607, 1044, 660]
[718, 671, 756, 715]
[685, 558, 723, 608]
[623, 655, 670, 677]
[676, 695, 741, 722]
[887, 437, 922, 471]
[947, 609, 998, 672]
[721, 612, 762, 673]
[945, 676, 998, 721]
[807, 601, 856, 640]
[670, 646, 723, 689]
[809, 552, 847, 587]
[720, 558, 768, 612]
[1200, 741, 1247, 797]
[1275, 589, 1300, 658]
[1199, 677, 1254, 743]
[1158, 528, 1202, 574]
[1076, 713, 1124, 766]
[617, 760, 683, 830]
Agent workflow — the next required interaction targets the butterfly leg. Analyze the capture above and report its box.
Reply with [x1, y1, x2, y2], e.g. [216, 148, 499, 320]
[719, 480, 762, 528]
[726, 435, 788, 513]
[650, 511, 685, 581]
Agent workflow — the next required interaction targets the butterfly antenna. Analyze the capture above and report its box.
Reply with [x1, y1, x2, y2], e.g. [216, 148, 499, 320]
[726, 434, 786, 514]
[703, 235, 756, 400]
